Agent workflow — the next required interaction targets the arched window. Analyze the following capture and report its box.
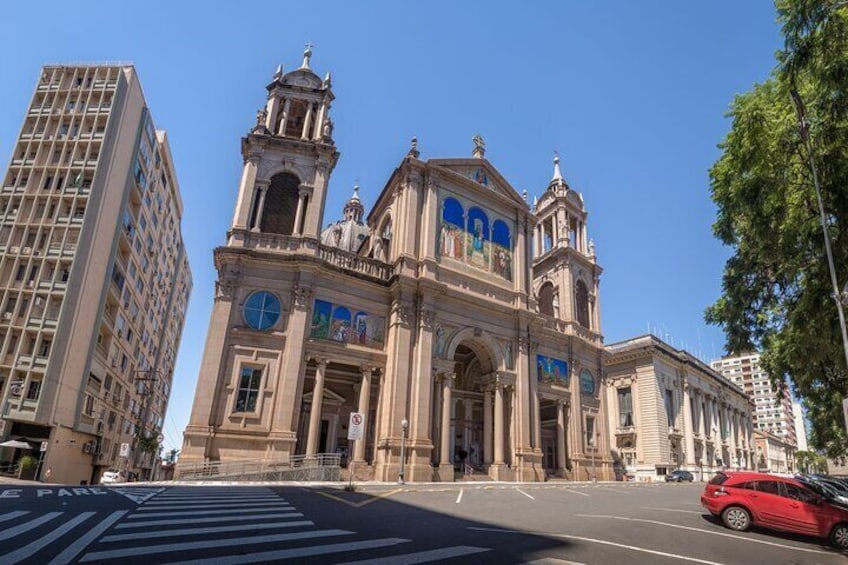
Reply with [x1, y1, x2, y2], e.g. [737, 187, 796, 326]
[538, 282, 555, 317]
[442, 198, 464, 226]
[285, 100, 308, 138]
[260, 173, 300, 235]
[575, 280, 590, 328]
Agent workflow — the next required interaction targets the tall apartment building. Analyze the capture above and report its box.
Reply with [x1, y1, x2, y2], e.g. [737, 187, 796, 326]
[710, 352, 797, 447]
[0, 65, 192, 485]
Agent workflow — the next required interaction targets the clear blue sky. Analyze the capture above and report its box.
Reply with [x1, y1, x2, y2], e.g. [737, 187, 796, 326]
[0, 2, 783, 455]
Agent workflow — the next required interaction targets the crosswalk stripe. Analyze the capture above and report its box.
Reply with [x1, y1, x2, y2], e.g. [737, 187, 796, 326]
[115, 511, 303, 529]
[137, 501, 288, 511]
[100, 519, 314, 542]
[147, 496, 281, 502]
[80, 528, 354, 562]
[143, 498, 281, 506]
[127, 506, 293, 519]
[338, 545, 490, 564]
[2, 512, 94, 563]
[0, 510, 29, 523]
[0, 512, 62, 540]
[48, 511, 127, 565]
[522, 559, 586, 565]
[167, 537, 411, 565]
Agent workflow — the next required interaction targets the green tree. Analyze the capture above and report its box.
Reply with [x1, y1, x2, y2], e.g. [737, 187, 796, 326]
[706, 0, 848, 458]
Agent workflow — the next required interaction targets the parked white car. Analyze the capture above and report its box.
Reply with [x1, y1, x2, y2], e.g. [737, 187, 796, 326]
[100, 470, 126, 484]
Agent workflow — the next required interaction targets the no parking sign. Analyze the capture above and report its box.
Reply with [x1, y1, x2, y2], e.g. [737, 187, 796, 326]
[348, 412, 364, 441]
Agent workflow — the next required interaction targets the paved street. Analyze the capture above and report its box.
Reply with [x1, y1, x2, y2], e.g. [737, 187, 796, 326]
[0, 481, 845, 564]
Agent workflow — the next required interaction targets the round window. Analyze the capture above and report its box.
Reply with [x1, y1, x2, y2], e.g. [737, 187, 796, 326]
[243, 291, 281, 331]
[580, 368, 595, 395]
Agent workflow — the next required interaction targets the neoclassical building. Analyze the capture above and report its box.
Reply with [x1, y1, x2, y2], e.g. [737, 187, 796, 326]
[180, 49, 611, 482]
[605, 335, 755, 481]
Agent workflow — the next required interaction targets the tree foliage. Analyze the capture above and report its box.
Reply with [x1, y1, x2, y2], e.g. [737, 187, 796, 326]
[706, 0, 848, 457]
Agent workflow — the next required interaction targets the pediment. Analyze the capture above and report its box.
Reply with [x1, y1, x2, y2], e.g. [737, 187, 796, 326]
[303, 388, 346, 405]
[429, 159, 529, 209]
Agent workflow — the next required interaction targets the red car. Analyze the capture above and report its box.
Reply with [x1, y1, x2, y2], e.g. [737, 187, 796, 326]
[701, 471, 848, 549]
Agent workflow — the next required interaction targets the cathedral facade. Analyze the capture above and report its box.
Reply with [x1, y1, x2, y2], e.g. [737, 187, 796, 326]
[181, 49, 611, 482]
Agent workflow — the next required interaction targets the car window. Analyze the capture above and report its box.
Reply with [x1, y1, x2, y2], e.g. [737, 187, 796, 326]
[755, 481, 780, 495]
[782, 483, 818, 504]
[709, 473, 728, 486]
[735, 481, 757, 490]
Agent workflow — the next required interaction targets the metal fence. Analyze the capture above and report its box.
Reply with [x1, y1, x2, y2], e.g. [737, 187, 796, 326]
[175, 453, 341, 482]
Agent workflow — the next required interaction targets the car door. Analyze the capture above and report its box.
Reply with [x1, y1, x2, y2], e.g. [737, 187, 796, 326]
[778, 483, 831, 537]
[744, 480, 785, 528]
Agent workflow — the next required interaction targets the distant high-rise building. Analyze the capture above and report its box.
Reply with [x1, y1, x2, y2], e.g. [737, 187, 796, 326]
[710, 352, 797, 447]
[792, 403, 808, 451]
[0, 65, 192, 484]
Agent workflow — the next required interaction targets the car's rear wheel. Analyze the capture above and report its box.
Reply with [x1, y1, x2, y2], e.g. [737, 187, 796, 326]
[831, 523, 848, 549]
[721, 506, 751, 531]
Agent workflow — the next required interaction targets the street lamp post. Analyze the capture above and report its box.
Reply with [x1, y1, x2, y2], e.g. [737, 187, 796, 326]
[590, 432, 600, 483]
[399, 418, 409, 484]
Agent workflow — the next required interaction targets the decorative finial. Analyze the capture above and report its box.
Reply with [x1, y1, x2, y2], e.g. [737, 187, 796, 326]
[522, 189, 528, 202]
[301, 42, 314, 69]
[533, 195, 538, 207]
[472, 134, 486, 158]
[408, 136, 420, 159]
[552, 151, 563, 182]
[351, 182, 360, 201]
[274, 64, 283, 79]
[323, 71, 332, 87]
[254, 107, 268, 132]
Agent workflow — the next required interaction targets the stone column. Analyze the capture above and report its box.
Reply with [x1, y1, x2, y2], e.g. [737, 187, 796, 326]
[463, 398, 474, 456]
[313, 100, 327, 141]
[683, 384, 696, 467]
[494, 381, 505, 465]
[301, 102, 315, 140]
[305, 358, 328, 457]
[556, 400, 566, 473]
[293, 189, 307, 235]
[251, 186, 268, 232]
[265, 96, 281, 131]
[231, 154, 260, 229]
[278, 98, 291, 136]
[439, 374, 453, 470]
[483, 387, 493, 465]
[353, 366, 372, 463]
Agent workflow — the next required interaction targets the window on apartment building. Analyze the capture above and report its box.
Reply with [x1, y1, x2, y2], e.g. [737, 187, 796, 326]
[38, 339, 51, 357]
[665, 389, 675, 426]
[234, 366, 263, 413]
[14, 265, 25, 281]
[585, 416, 596, 448]
[83, 394, 95, 417]
[26, 380, 41, 401]
[618, 387, 633, 427]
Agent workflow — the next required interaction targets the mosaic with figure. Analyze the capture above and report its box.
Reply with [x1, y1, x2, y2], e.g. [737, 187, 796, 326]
[537, 354, 569, 384]
[438, 196, 512, 281]
[310, 299, 385, 348]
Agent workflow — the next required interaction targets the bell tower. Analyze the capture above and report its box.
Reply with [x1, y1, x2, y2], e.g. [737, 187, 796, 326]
[229, 45, 339, 244]
[532, 155, 602, 334]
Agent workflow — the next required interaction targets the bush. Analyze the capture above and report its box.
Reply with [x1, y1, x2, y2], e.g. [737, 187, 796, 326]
[18, 455, 37, 470]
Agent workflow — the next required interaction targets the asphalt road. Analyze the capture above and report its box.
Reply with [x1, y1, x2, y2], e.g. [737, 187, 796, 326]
[0, 481, 845, 564]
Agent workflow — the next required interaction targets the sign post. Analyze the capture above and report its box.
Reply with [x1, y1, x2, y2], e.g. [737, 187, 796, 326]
[347, 412, 364, 489]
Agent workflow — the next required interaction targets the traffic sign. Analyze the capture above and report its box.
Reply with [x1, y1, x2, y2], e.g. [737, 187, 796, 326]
[119, 442, 130, 457]
[348, 412, 364, 441]
[40, 441, 48, 452]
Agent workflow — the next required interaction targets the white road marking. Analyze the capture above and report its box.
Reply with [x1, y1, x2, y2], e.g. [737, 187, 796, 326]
[516, 488, 535, 500]
[575, 514, 833, 555]
[127, 505, 292, 519]
[136, 500, 287, 510]
[339, 545, 490, 564]
[642, 507, 705, 515]
[0, 510, 29, 523]
[456, 489, 463, 504]
[146, 496, 280, 502]
[561, 488, 590, 497]
[468, 526, 723, 565]
[0, 512, 62, 540]
[523, 559, 586, 565]
[167, 538, 411, 564]
[80, 529, 354, 561]
[4, 512, 94, 563]
[101, 519, 314, 542]
[48, 511, 127, 565]
[596, 487, 629, 495]
[142, 497, 279, 506]
[115, 511, 303, 529]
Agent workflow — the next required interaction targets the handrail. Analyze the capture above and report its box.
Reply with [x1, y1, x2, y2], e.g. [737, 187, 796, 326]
[176, 453, 341, 480]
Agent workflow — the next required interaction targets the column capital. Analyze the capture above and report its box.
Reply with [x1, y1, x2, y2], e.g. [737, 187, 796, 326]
[420, 308, 436, 331]
[307, 355, 329, 368]
[359, 363, 376, 377]
[293, 285, 312, 311]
